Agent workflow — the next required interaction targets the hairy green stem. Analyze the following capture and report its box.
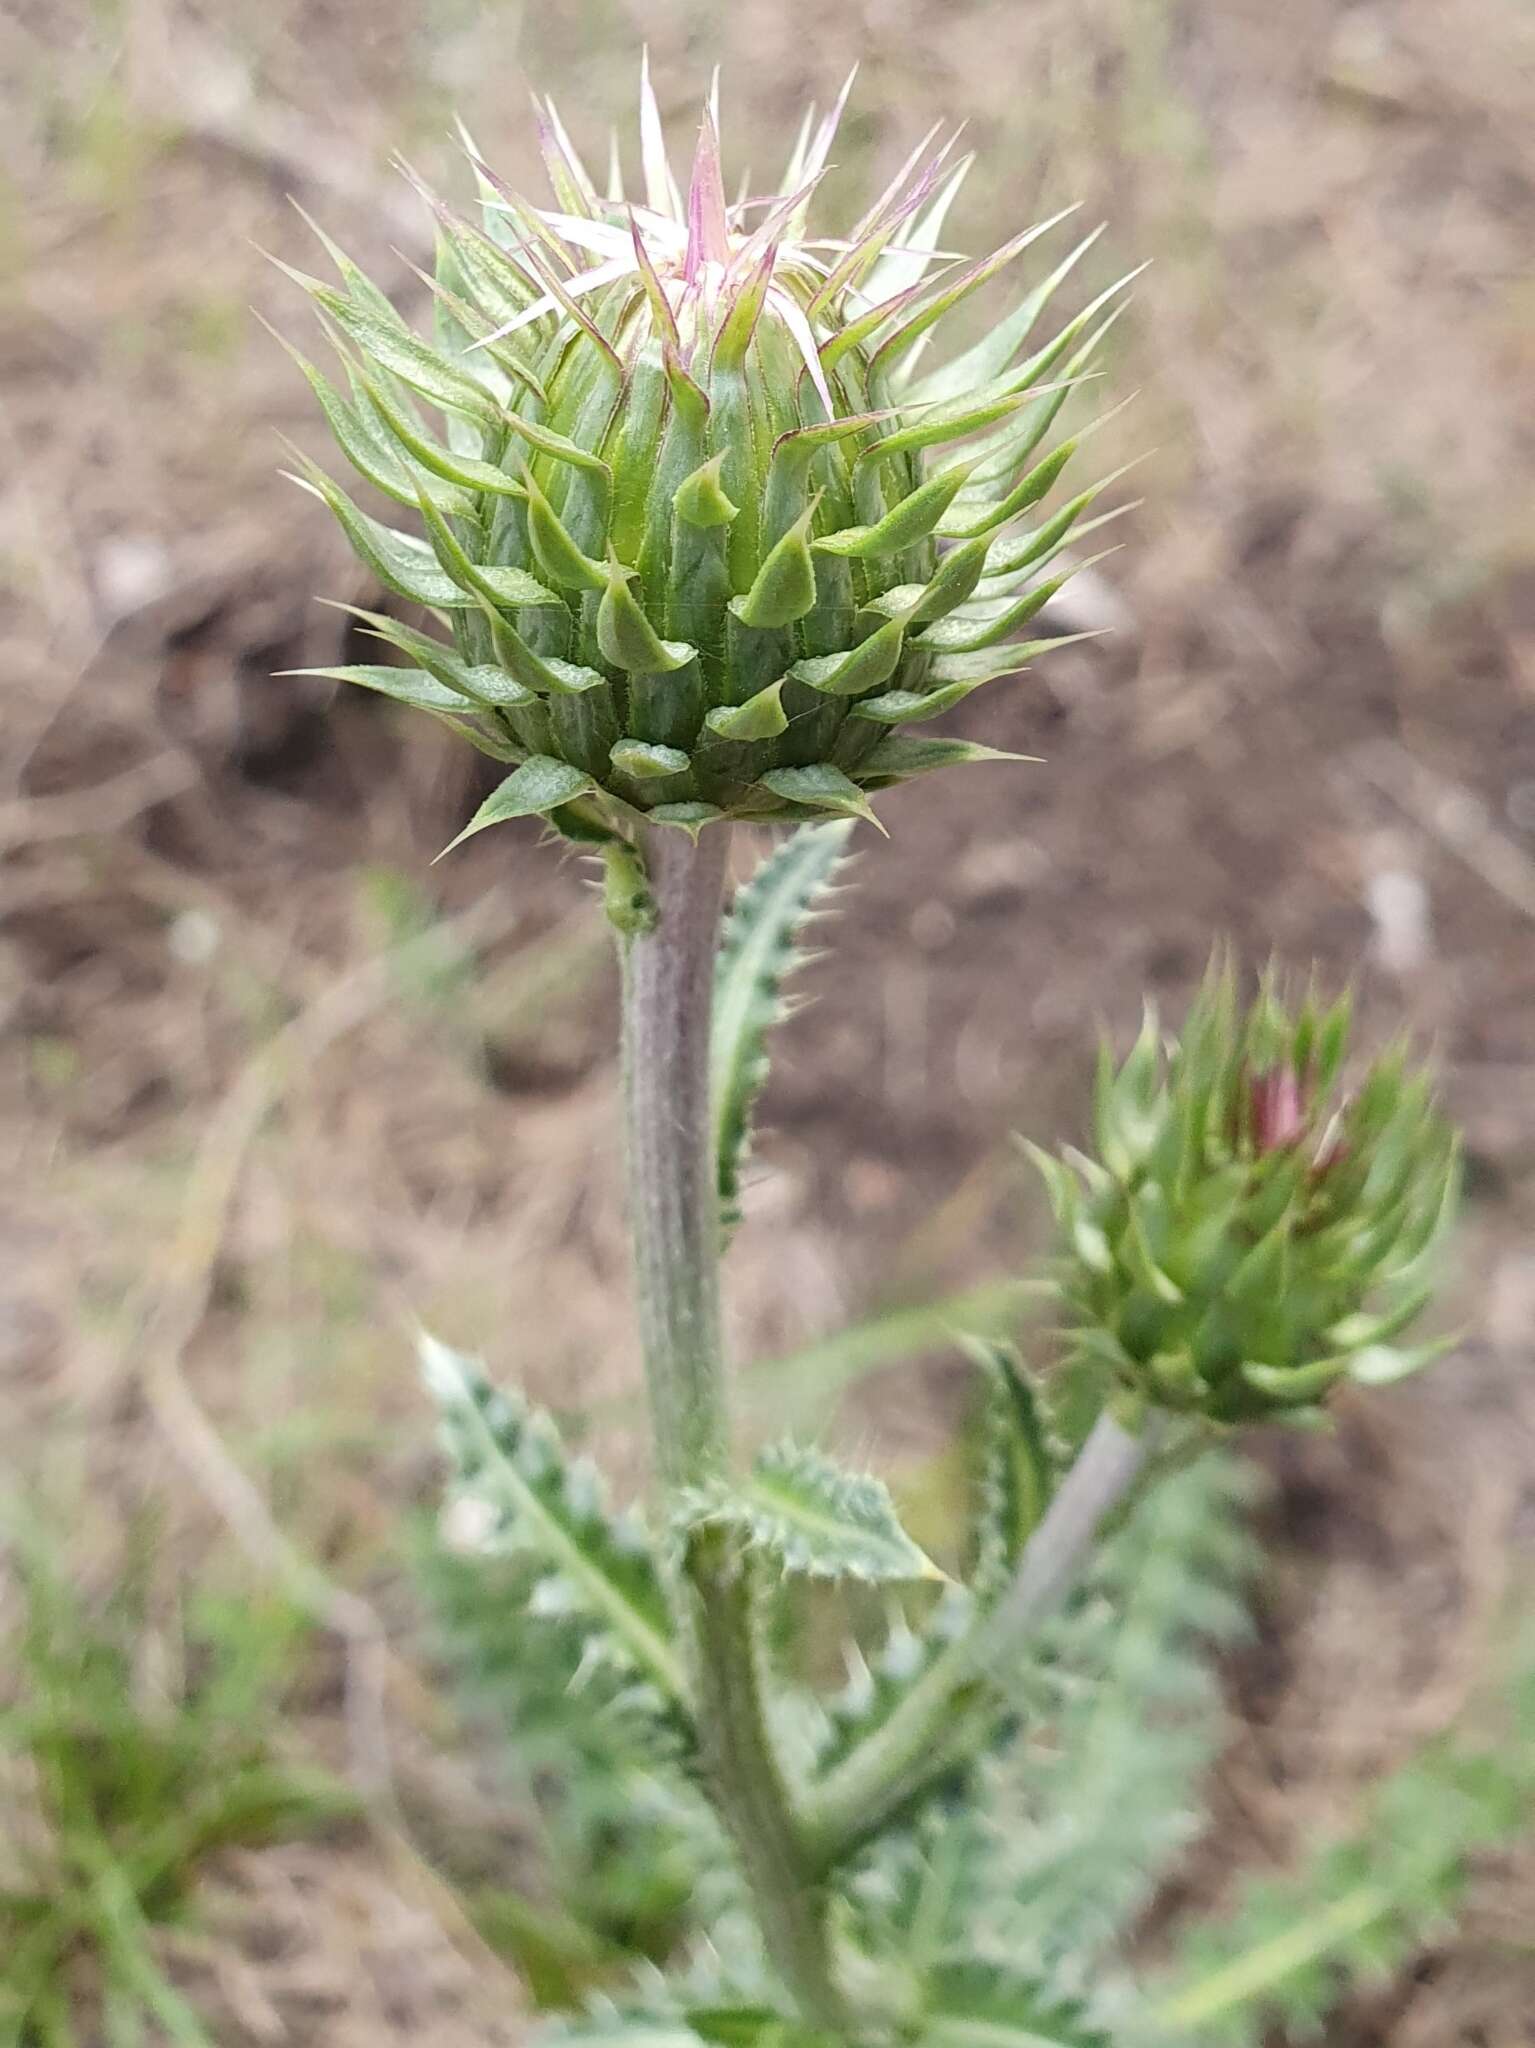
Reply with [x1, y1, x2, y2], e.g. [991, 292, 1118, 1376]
[621, 824, 848, 2031]
[804, 1409, 1162, 1868]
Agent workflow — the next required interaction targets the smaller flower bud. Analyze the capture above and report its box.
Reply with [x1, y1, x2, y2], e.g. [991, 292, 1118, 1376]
[1030, 958, 1460, 1426]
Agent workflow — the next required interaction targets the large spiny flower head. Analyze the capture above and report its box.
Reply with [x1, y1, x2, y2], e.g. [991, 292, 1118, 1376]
[278, 64, 1137, 849]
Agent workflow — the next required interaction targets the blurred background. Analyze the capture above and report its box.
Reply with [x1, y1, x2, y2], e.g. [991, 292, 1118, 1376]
[2, 0, 1533, 2040]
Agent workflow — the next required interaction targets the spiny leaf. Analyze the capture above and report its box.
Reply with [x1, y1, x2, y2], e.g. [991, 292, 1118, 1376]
[704, 680, 789, 743]
[419, 1333, 687, 1710]
[415, 485, 563, 613]
[283, 449, 557, 612]
[813, 465, 973, 560]
[355, 367, 530, 499]
[260, 317, 472, 515]
[915, 554, 1113, 658]
[299, 275, 502, 421]
[849, 677, 991, 725]
[927, 634, 1101, 689]
[755, 765, 881, 826]
[729, 502, 819, 628]
[711, 820, 853, 1236]
[962, 1337, 1056, 1603]
[525, 470, 609, 592]
[675, 453, 740, 529]
[280, 663, 478, 714]
[681, 1443, 944, 1586]
[977, 487, 1138, 589]
[922, 1961, 1113, 2048]
[599, 565, 696, 672]
[991, 1456, 1260, 1977]
[910, 222, 1106, 405]
[438, 757, 596, 856]
[1149, 1627, 1535, 2045]
[857, 735, 1030, 787]
[869, 209, 1084, 383]
[815, 1590, 976, 1781]
[789, 615, 909, 698]
[611, 740, 691, 780]
[322, 602, 536, 708]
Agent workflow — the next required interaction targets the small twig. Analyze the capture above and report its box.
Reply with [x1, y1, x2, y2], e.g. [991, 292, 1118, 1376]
[1345, 738, 1535, 924]
[0, 752, 200, 853]
[128, 890, 519, 1804]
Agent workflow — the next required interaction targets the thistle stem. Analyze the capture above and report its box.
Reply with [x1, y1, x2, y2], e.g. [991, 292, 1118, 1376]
[621, 824, 847, 2031]
[803, 1408, 1162, 1868]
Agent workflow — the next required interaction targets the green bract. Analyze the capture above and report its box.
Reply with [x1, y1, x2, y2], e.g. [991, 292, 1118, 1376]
[1031, 963, 1460, 1425]
[278, 68, 1136, 843]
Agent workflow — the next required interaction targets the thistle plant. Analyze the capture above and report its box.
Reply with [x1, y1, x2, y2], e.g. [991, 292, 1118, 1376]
[276, 68, 1491, 2048]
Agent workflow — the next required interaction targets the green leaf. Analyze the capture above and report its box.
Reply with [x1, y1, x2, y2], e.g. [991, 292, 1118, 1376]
[711, 820, 853, 1236]
[849, 678, 991, 725]
[920, 1962, 1112, 2048]
[648, 802, 725, 834]
[322, 603, 536, 708]
[909, 536, 994, 624]
[993, 1456, 1259, 1971]
[962, 1337, 1056, 1602]
[419, 1334, 688, 1709]
[598, 565, 695, 673]
[687, 2008, 836, 2048]
[502, 410, 613, 479]
[813, 464, 973, 559]
[283, 451, 477, 608]
[915, 562, 1088, 656]
[284, 450, 557, 611]
[729, 502, 819, 628]
[704, 679, 789, 742]
[303, 278, 502, 421]
[756, 765, 881, 826]
[910, 220, 1104, 404]
[929, 633, 1101, 690]
[525, 470, 609, 591]
[415, 487, 563, 613]
[977, 485, 1135, 587]
[858, 736, 1030, 786]
[438, 757, 595, 855]
[938, 440, 1076, 543]
[674, 453, 740, 529]
[1150, 1624, 1535, 2045]
[355, 367, 529, 499]
[683, 1441, 945, 1585]
[279, 663, 476, 713]
[869, 211, 1085, 382]
[611, 740, 691, 780]
[789, 615, 909, 698]
[261, 318, 472, 515]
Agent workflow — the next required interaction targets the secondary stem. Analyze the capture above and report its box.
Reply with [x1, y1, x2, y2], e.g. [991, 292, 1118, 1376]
[804, 1408, 1161, 1867]
[621, 823, 848, 2031]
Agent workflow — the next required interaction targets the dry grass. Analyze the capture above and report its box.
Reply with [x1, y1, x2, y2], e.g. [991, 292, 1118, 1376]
[2, 0, 1534, 2039]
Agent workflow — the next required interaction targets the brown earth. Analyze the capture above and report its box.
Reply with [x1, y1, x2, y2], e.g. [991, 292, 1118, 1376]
[2, 0, 1534, 2040]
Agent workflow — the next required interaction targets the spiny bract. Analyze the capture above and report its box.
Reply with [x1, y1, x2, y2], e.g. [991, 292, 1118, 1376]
[1032, 962, 1460, 1425]
[276, 64, 1138, 847]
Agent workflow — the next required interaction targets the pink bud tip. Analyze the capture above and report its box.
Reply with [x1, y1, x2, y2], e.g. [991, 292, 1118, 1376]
[1249, 1066, 1307, 1153]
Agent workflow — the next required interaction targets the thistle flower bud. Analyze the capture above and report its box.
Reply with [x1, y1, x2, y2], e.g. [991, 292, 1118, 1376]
[276, 67, 1137, 848]
[1030, 963, 1460, 1425]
